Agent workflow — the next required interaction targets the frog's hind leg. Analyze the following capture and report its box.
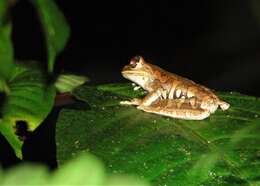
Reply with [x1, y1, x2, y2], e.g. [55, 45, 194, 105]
[139, 106, 210, 120]
[120, 88, 163, 106]
[137, 99, 211, 120]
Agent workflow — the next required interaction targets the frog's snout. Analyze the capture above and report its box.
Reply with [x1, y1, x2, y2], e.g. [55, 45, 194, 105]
[122, 65, 131, 73]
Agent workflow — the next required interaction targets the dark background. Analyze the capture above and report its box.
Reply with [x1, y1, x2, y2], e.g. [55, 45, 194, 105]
[12, 0, 260, 96]
[1, 0, 260, 168]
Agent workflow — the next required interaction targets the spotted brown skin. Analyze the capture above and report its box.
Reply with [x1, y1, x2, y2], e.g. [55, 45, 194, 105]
[120, 56, 230, 120]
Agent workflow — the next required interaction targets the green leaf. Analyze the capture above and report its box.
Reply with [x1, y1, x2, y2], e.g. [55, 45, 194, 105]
[0, 0, 8, 25]
[55, 74, 88, 93]
[31, 0, 70, 73]
[51, 153, 106, 185]
[0, 62, 56, 158]
[56, 83, 260, 186]
[0, 19, 14, 80]
[0, 153, 149, 186]
[2, 164, 49, 185]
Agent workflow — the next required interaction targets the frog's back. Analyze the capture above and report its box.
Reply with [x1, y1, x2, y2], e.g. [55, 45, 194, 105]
[150, 63, 218, 100]
[149, 63, 198, 86]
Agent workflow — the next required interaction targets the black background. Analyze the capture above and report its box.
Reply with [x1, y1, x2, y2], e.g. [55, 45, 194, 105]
[12, 0, 260, 96]
[1, 0, 260, 168]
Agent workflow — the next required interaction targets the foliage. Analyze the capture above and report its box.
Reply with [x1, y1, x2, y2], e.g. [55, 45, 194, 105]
[56, 83, 260, 186]
[0, 0, 70, 158]
[0, 153, 149, 186]
[0, 0, 13, 82]
[55, 74, 88, 93]
[0, 63, 55, 158]
[32, 0, 70, 73]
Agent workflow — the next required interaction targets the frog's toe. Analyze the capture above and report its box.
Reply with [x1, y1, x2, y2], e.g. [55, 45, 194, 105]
[120, 100, 133, 105]
[219, 101, 230, 111]
[133, 86, 141, 91]
[120, 98, 142, 106]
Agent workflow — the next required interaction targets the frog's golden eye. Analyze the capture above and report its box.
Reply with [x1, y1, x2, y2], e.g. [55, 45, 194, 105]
[130, 56, 141, 68]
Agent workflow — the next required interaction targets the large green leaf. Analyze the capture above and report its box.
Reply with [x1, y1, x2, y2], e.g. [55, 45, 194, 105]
[31, 0, 70, 73]
[56, 83, 260, 185]
[0, 63, 55, 158]
[0, 153, 149, 185]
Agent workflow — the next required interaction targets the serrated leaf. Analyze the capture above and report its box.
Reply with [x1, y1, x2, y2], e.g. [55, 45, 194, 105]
[56, 83, 260, 185]
[31, 0, 70, 73]
[0, 63, 55, 158]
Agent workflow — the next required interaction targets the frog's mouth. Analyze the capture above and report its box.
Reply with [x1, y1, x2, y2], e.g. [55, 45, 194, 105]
[121, 70, 146, 79]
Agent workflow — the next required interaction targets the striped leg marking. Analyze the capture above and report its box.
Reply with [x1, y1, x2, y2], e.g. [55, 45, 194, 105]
[137, 99, 211, 120]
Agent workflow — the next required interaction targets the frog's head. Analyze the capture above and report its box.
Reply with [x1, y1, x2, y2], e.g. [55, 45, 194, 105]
[121, 56, 155, 90]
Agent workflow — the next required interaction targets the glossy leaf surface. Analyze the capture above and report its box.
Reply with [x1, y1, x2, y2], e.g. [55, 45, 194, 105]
[56, 83, 260, 185]
[0, 63, 55, 158]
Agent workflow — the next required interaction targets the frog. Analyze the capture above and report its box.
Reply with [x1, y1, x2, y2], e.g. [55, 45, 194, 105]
[120, 56, 230, 120]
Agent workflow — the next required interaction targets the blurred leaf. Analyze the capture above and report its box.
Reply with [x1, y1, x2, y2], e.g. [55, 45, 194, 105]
[0, 79, 9, 93]
[51, 153, 106, 185]
[0, 8, 14, 80]
[55, 74, 88, 93]
[32, 0, 70, 73]
[0, 62, 55, 158]
[0, 153, 149, 186]
[56, 83, 260, 185]
[0, 0, 8, 23]
[2, 164, 49, 185]
[106, 175, 150, 186]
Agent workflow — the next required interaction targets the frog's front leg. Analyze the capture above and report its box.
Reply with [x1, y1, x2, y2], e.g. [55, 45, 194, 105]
[120, 89, 211, 120]
[120, 88, 163, 107]
[120, 98, 142, 106]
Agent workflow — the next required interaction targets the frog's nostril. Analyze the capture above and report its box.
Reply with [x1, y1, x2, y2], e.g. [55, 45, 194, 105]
[122, 65, 131, 72]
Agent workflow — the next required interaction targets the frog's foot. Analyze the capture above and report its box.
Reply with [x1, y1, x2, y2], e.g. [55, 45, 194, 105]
[218, 101, 230, 111]
[131, 83, 141, 91]
[137, 104, 211, 120]
[120, 98, 142, 106]
[133, 86, 141, 91]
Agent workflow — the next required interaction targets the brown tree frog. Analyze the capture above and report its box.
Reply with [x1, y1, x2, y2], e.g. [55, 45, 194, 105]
[120, 56, 230, 120]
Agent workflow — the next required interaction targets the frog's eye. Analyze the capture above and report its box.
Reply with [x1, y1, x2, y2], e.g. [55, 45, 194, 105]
[130, 56, 141, 68]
